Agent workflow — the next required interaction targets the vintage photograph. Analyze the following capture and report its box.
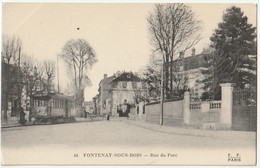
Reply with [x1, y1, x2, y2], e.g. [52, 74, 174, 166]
[1, 2, 257, 166]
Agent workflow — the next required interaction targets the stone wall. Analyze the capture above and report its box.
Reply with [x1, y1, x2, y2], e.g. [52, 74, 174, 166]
[142, 100, 184, 126]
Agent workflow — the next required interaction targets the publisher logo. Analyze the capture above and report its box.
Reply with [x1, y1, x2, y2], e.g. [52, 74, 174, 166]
[228, 153, 241, 162]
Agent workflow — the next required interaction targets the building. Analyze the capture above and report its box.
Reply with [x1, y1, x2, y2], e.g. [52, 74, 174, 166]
[109, 72, 148, 116]
[97, 72, 148, 116]
[97, 74, 116, 115]
[1, 62, 22, 119]
[84, 101, 95, 114]
[171, 48, 209, 100]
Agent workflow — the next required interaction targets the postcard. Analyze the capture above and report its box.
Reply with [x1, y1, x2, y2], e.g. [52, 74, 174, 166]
[1, 2, 257, 166]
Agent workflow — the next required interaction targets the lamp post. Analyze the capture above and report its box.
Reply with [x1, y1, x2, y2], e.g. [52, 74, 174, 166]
[160, 62, 164, 125]
[57, 54, 60, 93]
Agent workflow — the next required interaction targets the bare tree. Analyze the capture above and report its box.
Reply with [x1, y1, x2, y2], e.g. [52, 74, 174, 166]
[147, 3, 201, 98]
[43, 60, 55, 93]
[60, 39, 97, 111]
[21, 56, 44, 120]
[2, 35, 21, 64]
[1, 35, 22, 122]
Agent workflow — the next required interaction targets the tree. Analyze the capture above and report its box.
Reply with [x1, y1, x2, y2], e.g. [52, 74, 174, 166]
[61, 39, 97, 111]
[43, 60, 55, 93]
[143, 56, 162, 99]
[206, 6, 256, 98]
[1, 35, 22, 122]
[147, 3, 201, 99]
[171, 65, 189, 98]
[21, 56, 44, 120]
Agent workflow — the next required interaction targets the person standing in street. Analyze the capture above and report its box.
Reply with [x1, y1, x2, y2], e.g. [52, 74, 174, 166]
[19, 106, 26, 124]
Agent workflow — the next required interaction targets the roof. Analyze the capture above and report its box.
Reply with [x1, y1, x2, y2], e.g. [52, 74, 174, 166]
[172, 54, 209, 72]
[99, 76, 115, 86]
[110, 72, 142, 84]
[33, 92, 74, 100]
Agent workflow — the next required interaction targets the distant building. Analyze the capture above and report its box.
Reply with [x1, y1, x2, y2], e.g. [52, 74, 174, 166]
[171, 48, 209, 100]
[109, 72, 148, 116]
[98, 74, 116, 115]
[84, 101, 94, 114]
[96, 72, 148, 116]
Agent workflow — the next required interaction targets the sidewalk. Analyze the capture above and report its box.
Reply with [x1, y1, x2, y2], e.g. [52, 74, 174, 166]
[1, 117, 32, 128]
[74, 116, 104, 122]
[1, 116, 104, 128]
[123, 118, 256, 141]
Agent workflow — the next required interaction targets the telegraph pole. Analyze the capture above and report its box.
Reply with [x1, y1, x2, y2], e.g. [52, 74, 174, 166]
[57, 54, 60, 93]
[160, 62, 164, 125]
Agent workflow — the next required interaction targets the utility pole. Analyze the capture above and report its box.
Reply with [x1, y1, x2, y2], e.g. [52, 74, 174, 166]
[57, 54, 60, 93]
[18, 46, 21, 118]
[160, 62, 164, 125]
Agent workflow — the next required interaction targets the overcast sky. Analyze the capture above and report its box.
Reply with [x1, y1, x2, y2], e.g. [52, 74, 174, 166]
[2, 3, 257, 101]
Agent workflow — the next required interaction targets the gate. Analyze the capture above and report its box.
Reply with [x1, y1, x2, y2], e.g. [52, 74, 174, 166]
[232, 90, 256, 131]
[117, 104, 130, 117]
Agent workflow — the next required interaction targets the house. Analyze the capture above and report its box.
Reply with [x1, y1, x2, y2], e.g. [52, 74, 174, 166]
[97, 74, 116, 115]
[1, 62, 24, 120]
[171, 48, 209, 100]
[97, 72, 148, 116]
[109, 72, 148, 116]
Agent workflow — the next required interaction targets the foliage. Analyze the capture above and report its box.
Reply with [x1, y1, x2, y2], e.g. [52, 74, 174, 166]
[202, 6, 256, 99]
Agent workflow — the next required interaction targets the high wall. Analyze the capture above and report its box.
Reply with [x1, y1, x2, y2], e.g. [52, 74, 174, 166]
[138, 100, 184, 127]
[130, 83, 240, 130]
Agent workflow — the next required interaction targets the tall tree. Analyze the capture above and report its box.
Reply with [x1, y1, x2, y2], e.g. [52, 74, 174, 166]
[147, 3, 201, 99]
[206, 6, 256, 98]
[21, 56, 44, 120]
[61, 39, 97, 110]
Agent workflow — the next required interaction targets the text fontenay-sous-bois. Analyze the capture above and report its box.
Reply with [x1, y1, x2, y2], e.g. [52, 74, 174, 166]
[73, 153, 178, 158]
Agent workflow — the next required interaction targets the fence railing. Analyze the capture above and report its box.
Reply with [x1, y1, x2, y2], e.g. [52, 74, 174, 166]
[209, 101, 221, 109]
[190, 103, 201, 110]
[190, 101, 222, 110]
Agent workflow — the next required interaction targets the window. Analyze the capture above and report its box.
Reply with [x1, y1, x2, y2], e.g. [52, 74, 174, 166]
[132, 82, 137, 89]
[143, 106, 145, 114]
[112, 82, 118, 88]
[122, 82, 127, 88]
[137, 106, 139, 114]
[142, 82, 147, 89]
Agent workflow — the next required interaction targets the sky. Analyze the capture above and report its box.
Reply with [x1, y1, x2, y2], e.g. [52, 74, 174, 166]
[2, 2, 257, 101]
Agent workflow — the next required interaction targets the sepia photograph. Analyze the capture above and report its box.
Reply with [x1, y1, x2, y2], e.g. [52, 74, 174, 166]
[1, 1, 258, 166]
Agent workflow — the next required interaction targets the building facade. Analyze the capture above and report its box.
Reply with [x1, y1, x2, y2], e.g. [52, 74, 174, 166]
[97, 72, 148, 116]
[109, 72, 148, 116]
[171, 49, 209, 101]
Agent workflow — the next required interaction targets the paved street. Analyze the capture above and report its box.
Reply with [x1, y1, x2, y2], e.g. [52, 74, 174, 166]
[1, 119, 256, 165]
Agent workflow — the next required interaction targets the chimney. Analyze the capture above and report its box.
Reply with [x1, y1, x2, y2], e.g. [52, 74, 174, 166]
[104, 74, 107, 79]
[179, 51, 184, 58]
[192, 48, 196, 56]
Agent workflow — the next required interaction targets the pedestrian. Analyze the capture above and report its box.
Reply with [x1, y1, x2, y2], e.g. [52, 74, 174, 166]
[107, 113, 110, 121]
[84, 109, 87, 118]
[19, 106, 26, 124]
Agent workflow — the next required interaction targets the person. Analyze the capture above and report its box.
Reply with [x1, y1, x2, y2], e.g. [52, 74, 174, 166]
[84, 109, 87, 118]
[19, 106, 26, 124]
[107, 113, 110, 121]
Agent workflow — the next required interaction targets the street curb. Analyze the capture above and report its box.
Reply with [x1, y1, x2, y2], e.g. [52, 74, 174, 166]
[123, 120, 215, 138]
[1, 118, 105, 129]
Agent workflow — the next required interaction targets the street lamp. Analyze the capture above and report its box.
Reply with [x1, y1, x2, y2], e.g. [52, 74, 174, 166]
[160, 62, 164, 126]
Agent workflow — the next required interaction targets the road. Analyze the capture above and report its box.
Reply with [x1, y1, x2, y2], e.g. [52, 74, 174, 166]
[1, 119, 256, 165]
